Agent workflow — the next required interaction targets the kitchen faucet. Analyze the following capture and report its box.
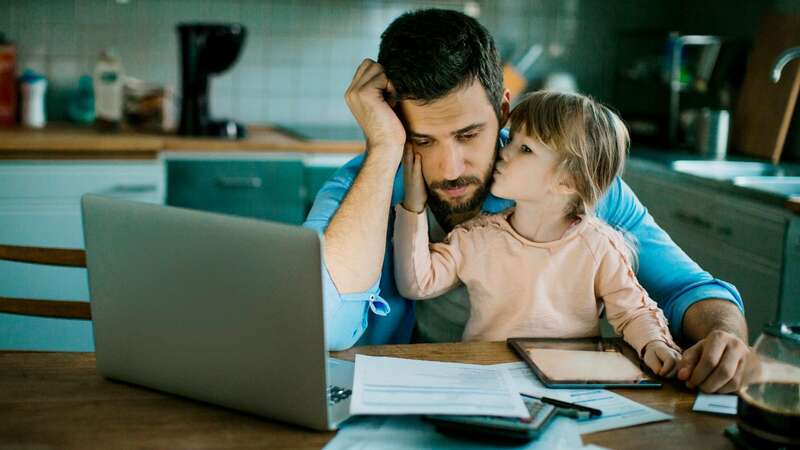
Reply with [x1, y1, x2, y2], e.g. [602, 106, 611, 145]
[771, 47, 800, 83]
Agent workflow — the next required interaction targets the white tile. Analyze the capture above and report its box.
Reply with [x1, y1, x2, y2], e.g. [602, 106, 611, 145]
[108, 0, 139, 26]
[208, 0, 241, 23]
[213, 71, 235, 95]
[298, 65, 327, 97]
[210, 92, 233, 118]
[12, 1, 48, 25]
[266, 66, 293, 95]
[47, 0, 77, 25]
[240, 0, 270, 32]
[264, 95, 296, 124]
[16, 22, 49, 58]
[234, 94, 265, 123]
[74, 0, 112, 25]
[18, 56, 47, 74]
[47, 24, 79, 57]
[47, 57, 81, 84]
[234, 64, 268, 92]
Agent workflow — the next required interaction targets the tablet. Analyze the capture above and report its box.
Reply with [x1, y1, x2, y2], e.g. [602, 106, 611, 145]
[507, 337, 662, 388]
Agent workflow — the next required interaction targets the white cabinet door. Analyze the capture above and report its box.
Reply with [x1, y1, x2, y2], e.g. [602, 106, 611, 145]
[0, 160, 165, 351]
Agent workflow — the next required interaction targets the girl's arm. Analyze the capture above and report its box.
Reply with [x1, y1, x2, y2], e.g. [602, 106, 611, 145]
[393, 148, 462, 299]
[594, 228, 681, 357]
[393, 205, 464, 300]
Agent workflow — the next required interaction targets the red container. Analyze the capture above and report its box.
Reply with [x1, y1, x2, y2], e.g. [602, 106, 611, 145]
[0, 43, 17, 126]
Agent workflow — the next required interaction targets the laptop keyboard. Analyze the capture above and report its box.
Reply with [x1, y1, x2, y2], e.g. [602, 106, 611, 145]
[327, 385, 352, 405]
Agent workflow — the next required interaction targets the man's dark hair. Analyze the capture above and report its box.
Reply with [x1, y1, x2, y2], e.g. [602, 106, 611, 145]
[378, 9, 504, 118]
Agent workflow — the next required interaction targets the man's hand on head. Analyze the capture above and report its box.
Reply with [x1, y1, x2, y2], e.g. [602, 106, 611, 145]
[345, 59, 407, 165]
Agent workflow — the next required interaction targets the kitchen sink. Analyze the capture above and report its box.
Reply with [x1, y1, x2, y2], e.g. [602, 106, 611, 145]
[733, 176, 800, 197]
[670, 160, 793, 180]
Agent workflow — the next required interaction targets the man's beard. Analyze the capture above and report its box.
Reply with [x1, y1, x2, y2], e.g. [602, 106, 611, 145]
[426, 159, 496, 231]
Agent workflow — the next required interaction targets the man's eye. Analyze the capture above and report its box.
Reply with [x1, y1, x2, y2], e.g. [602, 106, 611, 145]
[520, 144, 533, 153]
[414, 140, 432, 147]
[457, 133, 478, 141]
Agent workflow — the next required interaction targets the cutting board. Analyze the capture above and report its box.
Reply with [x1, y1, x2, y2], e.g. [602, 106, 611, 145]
[732, 13, 800, 163]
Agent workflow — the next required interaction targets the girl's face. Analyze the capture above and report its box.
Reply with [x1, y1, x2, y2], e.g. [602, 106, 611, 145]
[490, 127, 567, 203]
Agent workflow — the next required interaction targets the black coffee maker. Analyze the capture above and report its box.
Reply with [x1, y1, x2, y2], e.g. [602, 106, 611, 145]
[177, 23, 247, 138]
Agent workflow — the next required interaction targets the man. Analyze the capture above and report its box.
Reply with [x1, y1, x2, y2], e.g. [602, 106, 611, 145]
[304, 9, 748, 393]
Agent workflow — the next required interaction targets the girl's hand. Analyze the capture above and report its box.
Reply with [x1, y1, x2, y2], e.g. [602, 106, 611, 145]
[643, 341, 682, 378]
[402, 143, 427, 213]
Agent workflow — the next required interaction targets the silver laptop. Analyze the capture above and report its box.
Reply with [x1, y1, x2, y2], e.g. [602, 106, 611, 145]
[81, 194, 353, 431]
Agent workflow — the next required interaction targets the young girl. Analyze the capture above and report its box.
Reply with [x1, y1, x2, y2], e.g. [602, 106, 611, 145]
[393, 91, 682, 377]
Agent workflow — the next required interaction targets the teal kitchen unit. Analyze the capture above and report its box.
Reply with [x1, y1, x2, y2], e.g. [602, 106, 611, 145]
[165, 153, 355, 223]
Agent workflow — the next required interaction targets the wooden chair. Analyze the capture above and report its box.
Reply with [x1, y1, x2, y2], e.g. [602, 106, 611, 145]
[0, 244, 91, 320]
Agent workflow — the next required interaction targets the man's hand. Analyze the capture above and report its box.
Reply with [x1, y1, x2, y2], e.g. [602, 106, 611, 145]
[345, 59, 406, 164]
[643, 340, 682, 378]
[676, 329, 749, 393]
[402, 144, 427, 213]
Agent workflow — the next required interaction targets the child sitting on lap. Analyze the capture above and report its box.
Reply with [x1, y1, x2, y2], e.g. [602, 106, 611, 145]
[393, 90, 682, 377]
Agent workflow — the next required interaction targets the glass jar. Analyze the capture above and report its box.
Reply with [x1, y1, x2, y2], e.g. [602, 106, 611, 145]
[735, 323, 800, 448]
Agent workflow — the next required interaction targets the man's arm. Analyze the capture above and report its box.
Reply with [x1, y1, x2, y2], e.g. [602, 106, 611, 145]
[327, 59, 406, 294]
[596, 177, 749, 392]
[676, 299, 749, 393]
[300, 60, 405, 350]
[683, 299, 748, 343]
[304, 156, 391, 350]
[596, 177, 745, 340]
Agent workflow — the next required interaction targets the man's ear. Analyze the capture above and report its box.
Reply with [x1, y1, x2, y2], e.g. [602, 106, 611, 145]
[500, 89, 511, 127]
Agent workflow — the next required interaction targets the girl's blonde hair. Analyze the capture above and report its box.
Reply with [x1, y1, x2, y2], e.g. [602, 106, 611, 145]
[508, 90, 630, 220]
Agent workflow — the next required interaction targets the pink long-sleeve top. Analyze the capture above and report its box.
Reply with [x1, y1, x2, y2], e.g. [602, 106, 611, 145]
[393, 205, 680, 356]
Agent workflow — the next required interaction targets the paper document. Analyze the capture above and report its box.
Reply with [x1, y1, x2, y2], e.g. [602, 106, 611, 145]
[498, 362, 672, 434]
[349, 355, 529, 417]
[692, 393, 738, 415]
[324, 415, 583, 450]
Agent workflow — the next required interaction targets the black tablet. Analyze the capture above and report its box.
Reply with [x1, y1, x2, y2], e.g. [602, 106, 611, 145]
[507, 337, 662, 388]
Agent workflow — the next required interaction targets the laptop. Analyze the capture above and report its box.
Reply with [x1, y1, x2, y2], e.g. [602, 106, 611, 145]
[81, 194, 353, 431]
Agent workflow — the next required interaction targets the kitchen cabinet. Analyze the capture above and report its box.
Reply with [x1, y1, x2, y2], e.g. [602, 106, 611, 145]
[166, 153, 354, 224]
[623, 158, 797, 342]
[0, 160, 165, 351]
[166, 156, 307, 224]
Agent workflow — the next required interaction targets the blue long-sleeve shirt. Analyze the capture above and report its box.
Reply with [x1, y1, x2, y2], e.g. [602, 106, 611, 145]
[303, 132, 744, 350]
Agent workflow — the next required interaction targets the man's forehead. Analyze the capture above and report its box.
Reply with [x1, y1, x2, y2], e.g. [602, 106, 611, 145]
[399, 81, 495, 137]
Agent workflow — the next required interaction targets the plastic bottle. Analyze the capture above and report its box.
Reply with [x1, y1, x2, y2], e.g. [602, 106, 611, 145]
[20, 69, 47, 128]
[68, 75, 96, 124]
[93, 50, 124, 130]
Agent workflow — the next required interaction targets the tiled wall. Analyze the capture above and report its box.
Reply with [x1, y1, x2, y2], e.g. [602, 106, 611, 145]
[0, 0, 791, 128]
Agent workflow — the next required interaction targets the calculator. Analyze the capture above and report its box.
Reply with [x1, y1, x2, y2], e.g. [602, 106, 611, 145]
[424, 395, 557, 442]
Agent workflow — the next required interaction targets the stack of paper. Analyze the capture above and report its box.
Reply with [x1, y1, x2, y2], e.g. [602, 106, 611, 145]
[350, 355, 529, 417]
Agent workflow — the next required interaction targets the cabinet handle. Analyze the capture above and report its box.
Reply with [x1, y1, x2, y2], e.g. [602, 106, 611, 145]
[216, 176, 263, 189]
[110, 183, 159, 193]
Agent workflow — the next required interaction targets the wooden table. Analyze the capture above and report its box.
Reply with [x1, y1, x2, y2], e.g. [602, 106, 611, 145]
[0, 342, 736, 449]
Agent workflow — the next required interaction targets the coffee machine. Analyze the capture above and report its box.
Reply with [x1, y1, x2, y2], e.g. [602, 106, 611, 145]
[177, 23, 247, 138]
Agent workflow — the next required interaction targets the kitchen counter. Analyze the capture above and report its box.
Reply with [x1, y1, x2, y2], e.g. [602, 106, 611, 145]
[629, 147, 800, 215]
[0, 124, 365, 159]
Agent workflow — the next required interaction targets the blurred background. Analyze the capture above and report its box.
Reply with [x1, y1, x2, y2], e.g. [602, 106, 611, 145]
[0, 0, 797, 130]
